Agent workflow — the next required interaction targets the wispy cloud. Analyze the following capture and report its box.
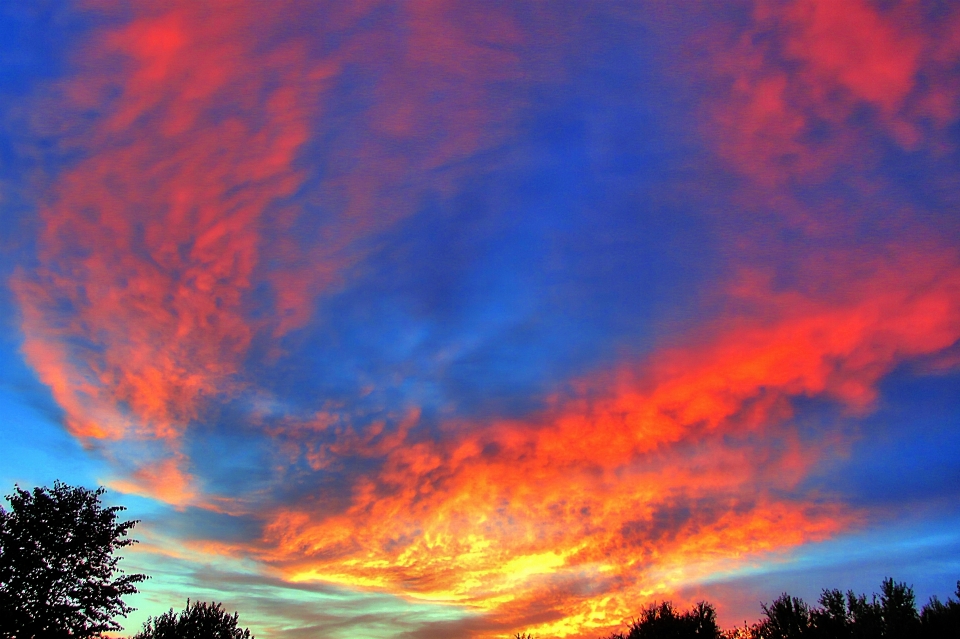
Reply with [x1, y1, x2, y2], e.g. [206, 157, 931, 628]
[13, 0, 528, 506]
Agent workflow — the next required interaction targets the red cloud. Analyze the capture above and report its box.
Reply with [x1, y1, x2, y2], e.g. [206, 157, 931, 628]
[14, 0, 526, 504]
[699, 0, 960, 184]
[779, 0, 921, 113]
[16, 3, 314, 443]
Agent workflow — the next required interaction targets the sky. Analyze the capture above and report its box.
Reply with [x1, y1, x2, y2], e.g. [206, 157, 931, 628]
[1, 1, 960, 637]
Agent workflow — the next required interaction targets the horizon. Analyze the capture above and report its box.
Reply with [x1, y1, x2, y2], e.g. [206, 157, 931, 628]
[2, 2, 960, 637]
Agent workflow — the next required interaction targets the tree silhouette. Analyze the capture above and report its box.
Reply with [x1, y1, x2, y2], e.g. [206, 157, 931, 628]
[845, 590, 882, 639]
[600, 577, 960, 639]
[878, 578, 919, 639]
[919, 582, 960, 639]
[809, 589, 849, 638]
[756, 594, 811, 639]
[132, 599, 254, 639]
[603, 600, 721, 639]
[0, 481, 146, 639]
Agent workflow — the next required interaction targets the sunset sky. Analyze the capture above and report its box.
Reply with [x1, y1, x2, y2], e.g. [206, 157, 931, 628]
[2, 1, 960, 637]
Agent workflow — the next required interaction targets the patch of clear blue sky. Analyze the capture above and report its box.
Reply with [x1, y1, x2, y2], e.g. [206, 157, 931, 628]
[0, 344, 103, 490]
[0, 2, 103, 494]
[261, 37, 715, 427]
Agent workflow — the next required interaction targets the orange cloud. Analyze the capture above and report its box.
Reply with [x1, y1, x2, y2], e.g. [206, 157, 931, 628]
[108, 455, 197, 508]
[229, 237, 960, 636]
[14, 0, 526, 504]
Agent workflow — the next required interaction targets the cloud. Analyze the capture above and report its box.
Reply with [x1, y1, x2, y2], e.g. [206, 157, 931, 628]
[228, 230, 960, 636]
[13, 0, 528, 505]
[697, 0, 960, 185]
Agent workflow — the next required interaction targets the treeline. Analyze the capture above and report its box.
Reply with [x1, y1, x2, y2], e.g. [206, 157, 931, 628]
[586, 577, 960, 639]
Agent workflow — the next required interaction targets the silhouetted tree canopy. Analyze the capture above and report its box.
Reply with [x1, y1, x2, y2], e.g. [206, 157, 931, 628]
[748, 579, 921, 639]
[757, 593, 810, 639]
[601, 600, 721, 639]
[132, 600, 254, 639]
[595, 577, 960, 639]
[919, 581, 960, 639]
[809, 589, 850, 638]
[0, 481, 146, 639]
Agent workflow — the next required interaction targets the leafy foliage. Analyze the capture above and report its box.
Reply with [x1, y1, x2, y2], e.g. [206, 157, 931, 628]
[0, 481, 146, 639]
[133, 599, 254, 639]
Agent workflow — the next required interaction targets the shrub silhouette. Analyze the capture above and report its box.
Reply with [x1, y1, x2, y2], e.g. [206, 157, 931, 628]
[132, 599, 253, 639]
[0, 482, 145, 639]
